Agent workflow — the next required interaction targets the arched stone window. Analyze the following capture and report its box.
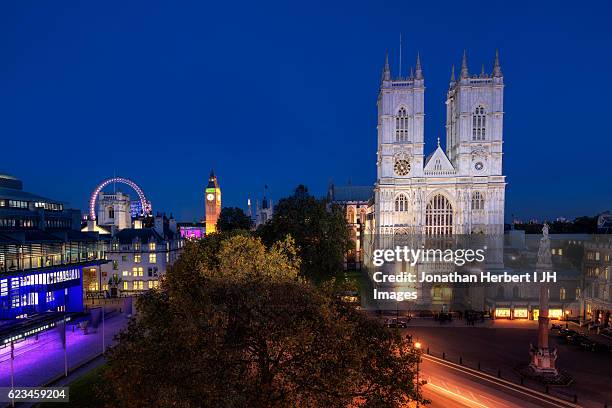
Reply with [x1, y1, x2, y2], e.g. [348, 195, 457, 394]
[395, 194, 409, 212]
[107, 206, 115, 219]
[395, 107, 408, 142]
[471, 191, 484, 210]
[472, 106, 486, 141]
[347, 207, 355, 224]
[425, 194, 453, 235]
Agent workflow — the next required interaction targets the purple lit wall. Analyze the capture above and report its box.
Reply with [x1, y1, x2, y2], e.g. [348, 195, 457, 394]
[180, 227, 205, 239]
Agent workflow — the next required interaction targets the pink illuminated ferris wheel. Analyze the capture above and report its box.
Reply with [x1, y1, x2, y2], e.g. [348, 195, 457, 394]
[88, 177, 152, 221]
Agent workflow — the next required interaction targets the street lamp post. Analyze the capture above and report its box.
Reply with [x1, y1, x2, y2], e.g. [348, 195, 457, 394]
[414, 341, 422, 408]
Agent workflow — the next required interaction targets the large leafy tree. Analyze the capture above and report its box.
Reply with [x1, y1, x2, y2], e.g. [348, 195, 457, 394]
[257, 185, 351, 282]
[101, 235, 422, 408]
[217, 207, 253, 232]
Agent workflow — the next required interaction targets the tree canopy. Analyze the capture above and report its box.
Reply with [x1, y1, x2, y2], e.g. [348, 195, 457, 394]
[101, 234, 421, 408]
[257, 184, 351, 282]
[217, 206, 253, 232]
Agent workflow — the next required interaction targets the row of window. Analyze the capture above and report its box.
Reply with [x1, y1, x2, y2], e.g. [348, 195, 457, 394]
[394, 105, 487, 142]
[0, 218, 71, 229]
[112, 253, 164, 269]
[585, 266, 610, 279]
[123, 280, 159, 290]
[121, 266, 158, 277]
[392, 192, 485, 212]
[0, 268, 81, 297]
[111, 242, 164, 251]
[586, 251, 611, 262]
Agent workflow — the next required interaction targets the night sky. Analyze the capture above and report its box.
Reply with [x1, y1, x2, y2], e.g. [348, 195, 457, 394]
[1, 1, 611, 222]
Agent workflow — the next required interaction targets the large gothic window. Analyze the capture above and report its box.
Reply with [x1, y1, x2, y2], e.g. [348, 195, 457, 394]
[471, 191, 484, 210]
[395, 194, 409, 212]
[395, 107, 408, 142]
[425, 194, 453, 235]
[472, 106, 486, 141]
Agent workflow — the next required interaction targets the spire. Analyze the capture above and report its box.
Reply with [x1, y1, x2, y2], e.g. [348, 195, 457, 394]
[409, 66, 414, 79]
[460, 49, 469, 79]
[382, 52, 391, 81]
[493, 49, 502, 77]
[480, 64, 485, 77]
[415, 52, 423, 80]
[437, 137, 441, 148]
[450, 65, 456, 83]
[209, 169, 215, 179]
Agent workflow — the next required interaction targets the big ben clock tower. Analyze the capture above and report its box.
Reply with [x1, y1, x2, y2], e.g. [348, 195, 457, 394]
[205, 169, 221, 234]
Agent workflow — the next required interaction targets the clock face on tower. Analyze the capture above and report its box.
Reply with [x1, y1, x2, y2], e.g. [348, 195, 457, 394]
[207, 193, 215, 201]
[394, 159, 411, 176]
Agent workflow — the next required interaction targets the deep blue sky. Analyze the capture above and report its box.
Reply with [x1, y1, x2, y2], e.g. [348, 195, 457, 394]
[1, 1, 611, 222]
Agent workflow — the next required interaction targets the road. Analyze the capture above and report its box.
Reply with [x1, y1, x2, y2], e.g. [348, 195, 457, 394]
[418, 354, 579, 408]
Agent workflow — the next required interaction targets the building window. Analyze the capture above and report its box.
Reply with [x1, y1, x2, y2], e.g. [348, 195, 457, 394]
[134, 243, 141, 251]
[425, 194, 453, 235]
[560, 287, 566, 300]
[107, 206, 114, 219]
[112, 260, 118, 270]
[471, 191, 484, 210]
[132, 267, 143, 277]
[121, 255, 127, 262]
[347, 208, 355, 224]
[395, 107, 408, 142]
[149, 253, 157, 264]
[123, 281, 128, 290]
[122, 270, 128, 277]
[134, 254, 141, 263]
[149, 242, 156, 251]
[576, 287, 581, 298]
[395, 194, 409, 212]
[472, 106, 486, 141]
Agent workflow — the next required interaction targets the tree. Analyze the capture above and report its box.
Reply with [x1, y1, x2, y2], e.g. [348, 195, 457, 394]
[101, 235, 422, 408]
[217, 207, 252, 232]
[257, 185, 351, 282]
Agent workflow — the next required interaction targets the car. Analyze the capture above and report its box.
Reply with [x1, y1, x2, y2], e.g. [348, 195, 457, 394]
[557, 328, 578, 338]
[566, 334, 588, 345]
[386, 318, 408, 328]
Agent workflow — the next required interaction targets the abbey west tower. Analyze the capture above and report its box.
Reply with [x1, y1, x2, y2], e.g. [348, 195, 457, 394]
[374, 51, 506, 236]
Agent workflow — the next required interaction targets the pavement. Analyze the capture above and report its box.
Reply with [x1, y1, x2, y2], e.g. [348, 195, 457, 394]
[0, 311, 128, 407]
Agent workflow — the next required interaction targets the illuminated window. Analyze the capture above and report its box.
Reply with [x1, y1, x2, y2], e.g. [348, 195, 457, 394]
[112, 260, 118, 270]
[149, 242, 156, 251]
[471, 191, 484, 210]
[134, 254, 141, 263]
[122, 270, 128, 277]
[560, 287, 566, 300]
[576, 287, 581, 298]
[153, 280, 159, 289]
[395, 107, 408, 142]
[595, 252, 600, 261]
[425, 194, 453, 235]
[472, 106, 486, 141]
[123, 281, 128, 290]
[149, 253, 157, 264]
[134, 243, 141, 251]
[132, 267, 143, 277]
[148, 280, 154, 289]
[558, 248, 563, 256]
[395, 194, 409, 212]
